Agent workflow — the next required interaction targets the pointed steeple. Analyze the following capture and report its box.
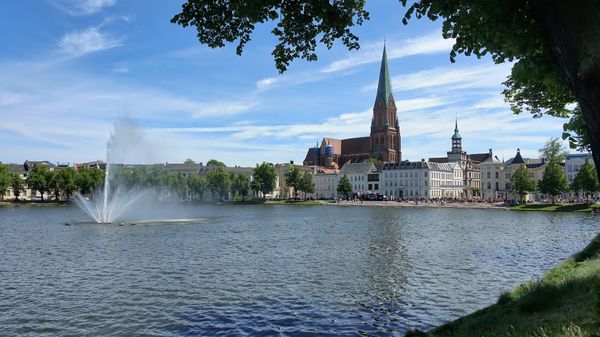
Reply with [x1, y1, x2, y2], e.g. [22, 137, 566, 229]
[512, 148, 526, 164]
[452, 117, 461, 139]
[376, 42, 393, 105]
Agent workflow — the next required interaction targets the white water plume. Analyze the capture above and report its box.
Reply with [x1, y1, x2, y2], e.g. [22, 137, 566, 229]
[74, 118, 159, 223]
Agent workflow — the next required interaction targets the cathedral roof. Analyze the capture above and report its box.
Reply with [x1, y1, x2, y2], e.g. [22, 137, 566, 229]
[341, 137, 371, 156]
[376, 43, 394, 105]
[303, 147, 317, 164]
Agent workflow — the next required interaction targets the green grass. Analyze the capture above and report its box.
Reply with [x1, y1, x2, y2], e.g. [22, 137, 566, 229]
[407, 233, 600, 337]
[510, 203, 600, 212]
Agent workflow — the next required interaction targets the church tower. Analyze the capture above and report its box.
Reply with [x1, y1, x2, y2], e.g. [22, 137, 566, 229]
[448, 118, 467, 164]
[370, 43, 401, 163]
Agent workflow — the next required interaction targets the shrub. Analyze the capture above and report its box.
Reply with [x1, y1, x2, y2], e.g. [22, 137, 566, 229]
[404, 329, 428, 337]
[592, 278, 600, 317]
[497, 291, 513, 305]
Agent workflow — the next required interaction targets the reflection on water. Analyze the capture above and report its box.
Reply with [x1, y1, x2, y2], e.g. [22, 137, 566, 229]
[1, 205, 598, 336]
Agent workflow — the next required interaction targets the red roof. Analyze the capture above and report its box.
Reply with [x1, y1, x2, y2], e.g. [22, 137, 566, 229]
[341, 137, 370, 156]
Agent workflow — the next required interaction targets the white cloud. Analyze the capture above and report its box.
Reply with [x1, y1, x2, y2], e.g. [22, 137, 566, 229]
[256, 77, 280, 90]
[362, 63, 512, 93]
[47, 0, 117, 15]
[78, 0, 117, 14]
[322, 32, 454, 73]
[0, 58, 263, 165]
[59, 27, 123, 57]
[193, 100, 260, 118]
[112, 66, 129, 73]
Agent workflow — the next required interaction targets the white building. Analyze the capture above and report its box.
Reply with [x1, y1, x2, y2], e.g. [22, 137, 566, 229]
[565, 153, 595, 184]
[311, 168, 339, 200]
[339, 162, 379, 195]
[381, 160, 463, 200]
[477, 149, 508, 200]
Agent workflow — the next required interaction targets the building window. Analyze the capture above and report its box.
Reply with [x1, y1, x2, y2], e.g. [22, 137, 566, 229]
[487, 172, 491, 179]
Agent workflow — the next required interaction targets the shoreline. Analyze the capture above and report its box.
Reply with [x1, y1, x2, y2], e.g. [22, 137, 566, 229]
[3, 199, 598, 213]
[408, 232, 600, 337]
[324, 199, 508, 210]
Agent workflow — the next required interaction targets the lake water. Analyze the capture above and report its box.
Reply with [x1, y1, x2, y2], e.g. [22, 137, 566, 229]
[1, 204, 599, 336]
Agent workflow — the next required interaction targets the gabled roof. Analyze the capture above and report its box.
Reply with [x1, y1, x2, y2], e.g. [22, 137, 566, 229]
[164, 163, 205, 172]
[376, 43, 394, 105]
[303, 147, 317, 164]
[428, 157, 449, 163]
[383, 160, 454, 172]
[5, 163, 27, 174]
[340, 162, 376, 174]
[318, 168, 339, 174]
[24, 160, 56, 171]
[526, 163, 545, 169]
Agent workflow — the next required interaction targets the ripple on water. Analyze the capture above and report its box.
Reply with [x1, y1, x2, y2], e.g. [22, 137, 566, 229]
[0, 206, 598, 336]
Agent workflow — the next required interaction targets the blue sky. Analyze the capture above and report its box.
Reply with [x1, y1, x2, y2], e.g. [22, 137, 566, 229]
[0, 0, 569, 166]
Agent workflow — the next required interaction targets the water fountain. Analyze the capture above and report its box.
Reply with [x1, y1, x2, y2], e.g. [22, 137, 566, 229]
[74, 165, 146, 223]
[73, 119, 154, 224]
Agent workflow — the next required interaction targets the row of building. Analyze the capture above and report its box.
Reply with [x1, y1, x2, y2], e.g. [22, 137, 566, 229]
[2, 148, 594, 202]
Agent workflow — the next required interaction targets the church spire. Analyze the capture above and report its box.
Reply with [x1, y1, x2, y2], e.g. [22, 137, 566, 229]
[452, 117, 461, 139]
[376, 41, 393, 105]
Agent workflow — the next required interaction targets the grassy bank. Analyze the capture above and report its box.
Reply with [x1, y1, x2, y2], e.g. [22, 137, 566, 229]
[510, 203, 600, 213]
[407, 234, 600, 337]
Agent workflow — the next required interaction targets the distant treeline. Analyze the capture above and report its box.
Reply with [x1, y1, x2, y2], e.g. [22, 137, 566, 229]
[0, 162, 280, 202]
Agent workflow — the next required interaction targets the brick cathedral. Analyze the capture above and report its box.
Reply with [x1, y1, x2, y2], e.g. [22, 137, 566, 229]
[303, 44, 401, 168]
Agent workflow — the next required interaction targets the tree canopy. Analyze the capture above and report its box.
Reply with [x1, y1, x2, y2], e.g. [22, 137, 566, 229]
[284, 165, 302, 198]
[172, 1, 600, 177]
[539, 137, 569, 163]
[0, 165, 11, 200]
[298, 171, 315, 199]
[171, 1, 368, 73]
[206, 159, 226, 167]
[10, 173, 24, 201]
[206, 168, 231, 200]
[571, 158, 599, 202]
[510, 165, 536, 202]
[337, 174, 352, 199]
[252, 162, 277, 198]
[231, 173, 250, 200]
[538, 160, 569, 203]
[27, 165, 52, 200]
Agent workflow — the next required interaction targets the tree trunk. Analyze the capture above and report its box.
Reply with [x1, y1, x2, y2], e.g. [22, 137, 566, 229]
[532, 1, 600, 177]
